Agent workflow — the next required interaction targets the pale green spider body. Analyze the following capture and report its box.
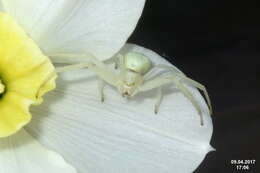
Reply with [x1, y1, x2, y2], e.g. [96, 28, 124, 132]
[51, 52, 212, 126]
[119, 52, 152, 97]
[125, 52, 152, 74]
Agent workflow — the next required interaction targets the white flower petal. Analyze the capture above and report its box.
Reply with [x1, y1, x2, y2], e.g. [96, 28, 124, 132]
[1, 0, 145, 60]
[26, 44, 214, 173]
[0, 129, 76, 173]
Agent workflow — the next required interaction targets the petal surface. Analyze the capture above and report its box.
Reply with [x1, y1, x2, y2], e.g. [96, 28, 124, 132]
[1, 0, 145, 60]
[0, 129, 76, 173]
[27, 44, 214, 173]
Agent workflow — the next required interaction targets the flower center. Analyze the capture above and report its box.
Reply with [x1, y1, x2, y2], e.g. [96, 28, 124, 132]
[0, 79, 5, 94]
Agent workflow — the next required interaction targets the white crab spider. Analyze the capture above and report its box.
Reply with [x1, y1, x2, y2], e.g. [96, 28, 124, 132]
[50, 52, 212, 126]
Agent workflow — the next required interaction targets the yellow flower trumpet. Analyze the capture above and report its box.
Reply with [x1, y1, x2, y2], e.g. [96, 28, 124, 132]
[0, 12, 56, 137]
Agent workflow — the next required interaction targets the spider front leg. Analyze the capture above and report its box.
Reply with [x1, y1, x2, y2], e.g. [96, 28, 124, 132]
[49, 53, 121, 103]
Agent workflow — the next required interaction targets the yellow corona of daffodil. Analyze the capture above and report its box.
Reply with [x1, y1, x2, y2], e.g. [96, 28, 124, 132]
[0, 12, 56, 137]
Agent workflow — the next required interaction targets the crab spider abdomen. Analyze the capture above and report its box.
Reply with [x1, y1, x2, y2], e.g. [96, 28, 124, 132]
[124, 52, 152, 74]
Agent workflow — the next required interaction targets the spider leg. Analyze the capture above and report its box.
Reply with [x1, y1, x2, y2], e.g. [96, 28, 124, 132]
[174, 81, 204, 125]
[53, 54, 119, 87]
[112, 54, 124, 69]
[139, 76, 204, 125]
[98, 79, 105, 102]
[49, 52, 96, 64]
[51, 53, 107, 68]
[103, 54, 122, 69]
[144, 64, 185, 80]
[139, 77, 174, 91]
[108, 53, 127, 81]
[153, 64, 184, 75]
[117, 53, 127, 77]
[50, 52, 121, 69]
[95, 56, 120, 102]
[181, 77, 212, 114]
[48, 53, 124, 102]
[154, 87, 163, 114]
[96, 54, 124, 101]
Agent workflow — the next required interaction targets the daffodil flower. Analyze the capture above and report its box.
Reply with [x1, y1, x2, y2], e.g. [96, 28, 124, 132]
[0, 1, 213, 173]
[0, 12, 75, 172]
[0, 0, 144, 172]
